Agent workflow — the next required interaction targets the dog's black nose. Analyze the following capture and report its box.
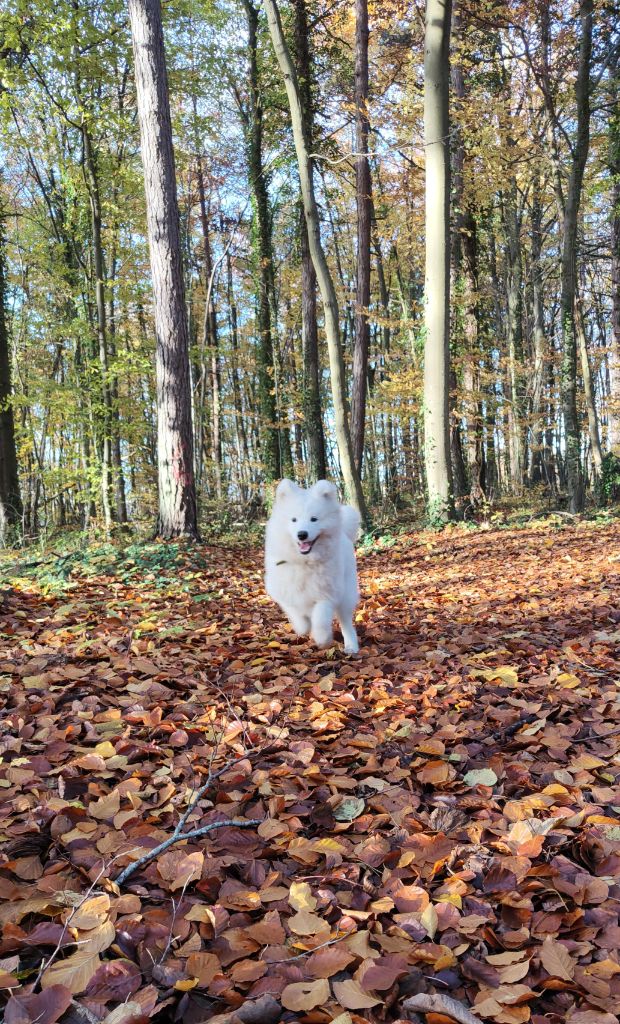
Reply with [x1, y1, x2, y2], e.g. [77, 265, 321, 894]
[297, 530, 309, 541]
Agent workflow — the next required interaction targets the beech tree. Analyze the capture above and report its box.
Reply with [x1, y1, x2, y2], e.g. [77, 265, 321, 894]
[0, 202, 22, 541]
[350, 0, 371, 475]
[127, 0, 198, 538]
[263, 0, 368, 523]
[423, 0, 454, 522]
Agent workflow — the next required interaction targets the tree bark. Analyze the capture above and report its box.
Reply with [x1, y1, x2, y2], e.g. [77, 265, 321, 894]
[423, 0, 454, 523]
[350, 0, 371, 474]
[559, 0, 593, 512]
[0, 202, 22, 542]
[127, 0, 198, 539]
[263, 0, 368, 523]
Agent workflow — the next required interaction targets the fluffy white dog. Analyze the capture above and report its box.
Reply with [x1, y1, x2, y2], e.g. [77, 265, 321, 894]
[264, 479, 361, 654]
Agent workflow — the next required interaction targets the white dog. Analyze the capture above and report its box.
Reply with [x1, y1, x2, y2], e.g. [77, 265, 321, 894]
[264, 479, 361, 654]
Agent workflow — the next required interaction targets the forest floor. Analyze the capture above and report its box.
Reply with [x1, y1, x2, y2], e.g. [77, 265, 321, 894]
[1, 518, 620, 1024]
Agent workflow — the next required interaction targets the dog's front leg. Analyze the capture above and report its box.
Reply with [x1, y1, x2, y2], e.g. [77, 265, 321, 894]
[337, 611, 359, 655]
[310, 600, 334, 648]
[285, 609, 311, 636]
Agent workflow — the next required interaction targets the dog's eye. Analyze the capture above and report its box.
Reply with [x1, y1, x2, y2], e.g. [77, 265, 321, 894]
[291, 518, 297, 523]
[310, 517, 317, 522]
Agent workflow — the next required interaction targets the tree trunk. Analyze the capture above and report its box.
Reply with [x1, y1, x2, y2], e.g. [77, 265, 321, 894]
[576, 284, 604, 477]
[82, 124, 114, 533]
[350, 0, 371, 474]
[502, 191, 524, 494]
[0, 203, 22, 542]
[528, 187, 547, 485]
[299, 208, 327, 479]
[127, 0, 198, 539]
[196, 159, 223, 500]
[608, 82, 620, 450]
[560, 0, 593, 512]
[292, 0, 327, 482]
[242, 0, 282, 483]
[423, 0, 454, 523]
[263, 0, 368, 524]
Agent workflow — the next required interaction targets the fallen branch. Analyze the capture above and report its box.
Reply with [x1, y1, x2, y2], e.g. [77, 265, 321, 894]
[403, 993, 481, 1024]
[115, 817, 261, 886]
[113, 734, 281, 887]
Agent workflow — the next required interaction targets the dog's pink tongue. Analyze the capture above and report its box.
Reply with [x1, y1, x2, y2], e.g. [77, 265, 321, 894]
[299, 541, 312, 554]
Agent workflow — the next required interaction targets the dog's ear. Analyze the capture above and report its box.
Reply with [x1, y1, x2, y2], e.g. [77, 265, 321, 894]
[275, 478, 298, 501]
[312, 480, 338, 501]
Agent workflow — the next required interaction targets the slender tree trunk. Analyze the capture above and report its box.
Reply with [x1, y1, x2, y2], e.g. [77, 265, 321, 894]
[226, 244, 250, 484]
[299, 209, 327, 479]
[502, 191, 524, 494]
[196, 160, 222, 500]
[423, 0, 454, 522]
[576, 284, 604, 477]
[451, 39, 482, 506]
[0, 203, 22, 542]
[108, 260, 129, 525]
[127, 0, 198, 539]
[82, 125, 114, 532]
[560, 0, 593, 512]
[242, 0, 281, 483]
[350, 0, 371, 474]
[529, 187, 547, 485]
[608, 83, 620, 450]
[263, 0, 368, 523]
[292, 0, 327, 482]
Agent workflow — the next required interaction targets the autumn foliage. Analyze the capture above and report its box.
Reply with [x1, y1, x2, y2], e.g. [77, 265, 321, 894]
[1, 520, 620, 1023]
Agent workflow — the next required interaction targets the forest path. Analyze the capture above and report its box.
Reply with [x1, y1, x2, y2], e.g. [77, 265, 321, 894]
[1, 521, 619, 1022]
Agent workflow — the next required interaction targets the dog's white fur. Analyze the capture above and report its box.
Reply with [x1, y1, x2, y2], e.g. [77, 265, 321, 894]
[264, 479, 361, 653]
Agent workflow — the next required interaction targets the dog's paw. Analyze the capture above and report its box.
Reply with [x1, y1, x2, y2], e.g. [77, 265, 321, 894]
[344, 641, 359, 655]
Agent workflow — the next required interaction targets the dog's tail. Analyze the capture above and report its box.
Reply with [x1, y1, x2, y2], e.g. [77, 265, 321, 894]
[341, 505, 361, 542]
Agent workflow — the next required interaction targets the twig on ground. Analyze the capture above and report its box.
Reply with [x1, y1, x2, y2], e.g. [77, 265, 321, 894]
[34, 865, 108, 988]
[114, 817, 261, 886]
[284, 937, 348, 958]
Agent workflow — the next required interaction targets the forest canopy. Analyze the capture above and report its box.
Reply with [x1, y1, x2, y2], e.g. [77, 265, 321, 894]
[0, 0, 618, 539]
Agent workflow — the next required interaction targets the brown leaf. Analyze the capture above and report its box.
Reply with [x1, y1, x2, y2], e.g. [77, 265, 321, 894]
[403, 993, 482, 1024]
[306, 944, 356, 978]
[186, 952, 221, 986]
[539, 936, 575, 981]
[4, 985, 73, 1024]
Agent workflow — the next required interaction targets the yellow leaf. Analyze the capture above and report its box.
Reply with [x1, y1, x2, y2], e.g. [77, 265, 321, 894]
[94, 741, 116, 758]
[556, 672, 581, 688]
[288, 881, 317, 912]
[41, 950, 100, 994]
[420, 903, 438, 939]
[289, 909, 330, 937]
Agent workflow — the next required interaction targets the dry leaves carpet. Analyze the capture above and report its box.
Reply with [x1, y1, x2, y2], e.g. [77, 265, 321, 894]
[1, 521, 620, 1024]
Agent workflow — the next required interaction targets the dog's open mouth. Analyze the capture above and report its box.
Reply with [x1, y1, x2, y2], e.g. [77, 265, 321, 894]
[298, 538, 317, 555]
